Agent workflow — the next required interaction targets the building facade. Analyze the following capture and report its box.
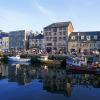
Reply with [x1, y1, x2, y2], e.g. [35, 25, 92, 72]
[44, 22, 74, 54]
[9, 30, 26, 51]
[68, 31, 100, 53]
[29, 34, 45, 53]
[0, 32, 9, 52]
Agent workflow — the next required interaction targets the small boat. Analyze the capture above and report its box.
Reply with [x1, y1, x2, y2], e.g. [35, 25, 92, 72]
[8, 55, 30, 62]
[8, 61, 30, 65]
[38, 55, 61, 65]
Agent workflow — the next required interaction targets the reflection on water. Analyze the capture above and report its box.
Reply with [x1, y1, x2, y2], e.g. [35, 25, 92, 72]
[0, 63, 100, 97]
[43, 68, 100, 97]
[0, 64, 8, 79]
[8, 64, 32, 85]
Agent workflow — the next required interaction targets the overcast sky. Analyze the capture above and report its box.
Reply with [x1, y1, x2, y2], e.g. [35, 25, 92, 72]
[0, 0, 100, 32]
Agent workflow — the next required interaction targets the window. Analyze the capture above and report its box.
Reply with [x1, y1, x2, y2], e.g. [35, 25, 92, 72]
[59, 37, 62, 41]
[54, 33, 57, 36]
[63, 27, 66, 30]
[71, 36, 75, 40]
[86, 35, 90, 40]
[53, 37, 57, 42]
[63, 32, 66, 35]
[46, 37, 51, 41]
[39, 39, 42, 42]
[48, 28, 51, 31]
[35, 39, 37, 42]
[59, 27, 62, 30]
[63, 37, 66, 40]
[54, 42, 57, 46]
[45, 32, 48, 36]
[94, 35, 97, 40]
[47, 43, 52, 46]
[53, 28, 57, 32]
[45, 28, 51, 31]
[39, 44, 41, 46]
[35, 44, 37, 46]
[49, 32, 51, 36]
[59, 32, 62, 35]
[81, 36, 84, 40]
[50, 37, 52, 41]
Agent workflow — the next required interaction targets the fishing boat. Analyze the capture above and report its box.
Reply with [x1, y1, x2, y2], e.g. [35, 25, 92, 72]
[8, 55, 30, 62]
[66, 57, 86, 67]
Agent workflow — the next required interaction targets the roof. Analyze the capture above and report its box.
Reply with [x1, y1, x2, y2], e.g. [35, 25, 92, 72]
[44, 21, 72, 29]
[33, 34, 44, 39]
[70, 31, 100, 36]
[69, 31, 100, 41]
[9, 30, 25, 34]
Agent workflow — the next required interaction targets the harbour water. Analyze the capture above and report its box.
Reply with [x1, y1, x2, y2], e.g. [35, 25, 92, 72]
[0, 62, 100, 100]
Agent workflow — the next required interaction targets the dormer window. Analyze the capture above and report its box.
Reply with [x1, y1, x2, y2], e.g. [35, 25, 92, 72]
[71, 36, 75, 40]
[86, 35, 90, 40]
[94, 35, 97, 40]
[81, 36, 84, 40]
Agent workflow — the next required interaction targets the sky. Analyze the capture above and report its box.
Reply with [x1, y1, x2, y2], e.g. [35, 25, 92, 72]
[0, 0, 100, 32]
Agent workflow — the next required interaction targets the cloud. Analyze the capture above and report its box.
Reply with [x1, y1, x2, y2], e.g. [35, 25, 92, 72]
[0, 0, 58, 32]
[32, 0, 57, 21]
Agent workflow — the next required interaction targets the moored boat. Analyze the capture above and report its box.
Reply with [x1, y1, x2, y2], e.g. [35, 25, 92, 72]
[66, 57, 86, 67]
[8, 55, 30, 62]
[38, 55, 61, 65]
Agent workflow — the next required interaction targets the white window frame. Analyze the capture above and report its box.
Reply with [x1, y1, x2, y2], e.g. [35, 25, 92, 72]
[71, 36, 75, 40]
[94, 35, 97, 40]
[81, 36, 84, 40]
[86, 35, 91, 40]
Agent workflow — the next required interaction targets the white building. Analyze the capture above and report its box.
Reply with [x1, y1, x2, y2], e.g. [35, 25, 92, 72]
[68, 31, 100, 53]
[29, 34, 45, 53]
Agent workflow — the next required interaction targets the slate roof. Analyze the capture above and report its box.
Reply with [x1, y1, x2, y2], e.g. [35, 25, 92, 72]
[44, 21, 71, 29]
[33, 34, 44, 39]
[69, 31, 100, 41]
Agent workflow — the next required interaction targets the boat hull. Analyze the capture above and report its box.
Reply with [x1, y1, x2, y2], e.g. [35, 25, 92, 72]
[8, 57, 30, 62]
[41, 60, 61, 65]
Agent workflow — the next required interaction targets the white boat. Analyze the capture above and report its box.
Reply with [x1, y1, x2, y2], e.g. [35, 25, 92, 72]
[38, 55, 49, 61]
[38, 55, 61, 64]
[8, 61, 30, 65]
[8, 55, 30, 62]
